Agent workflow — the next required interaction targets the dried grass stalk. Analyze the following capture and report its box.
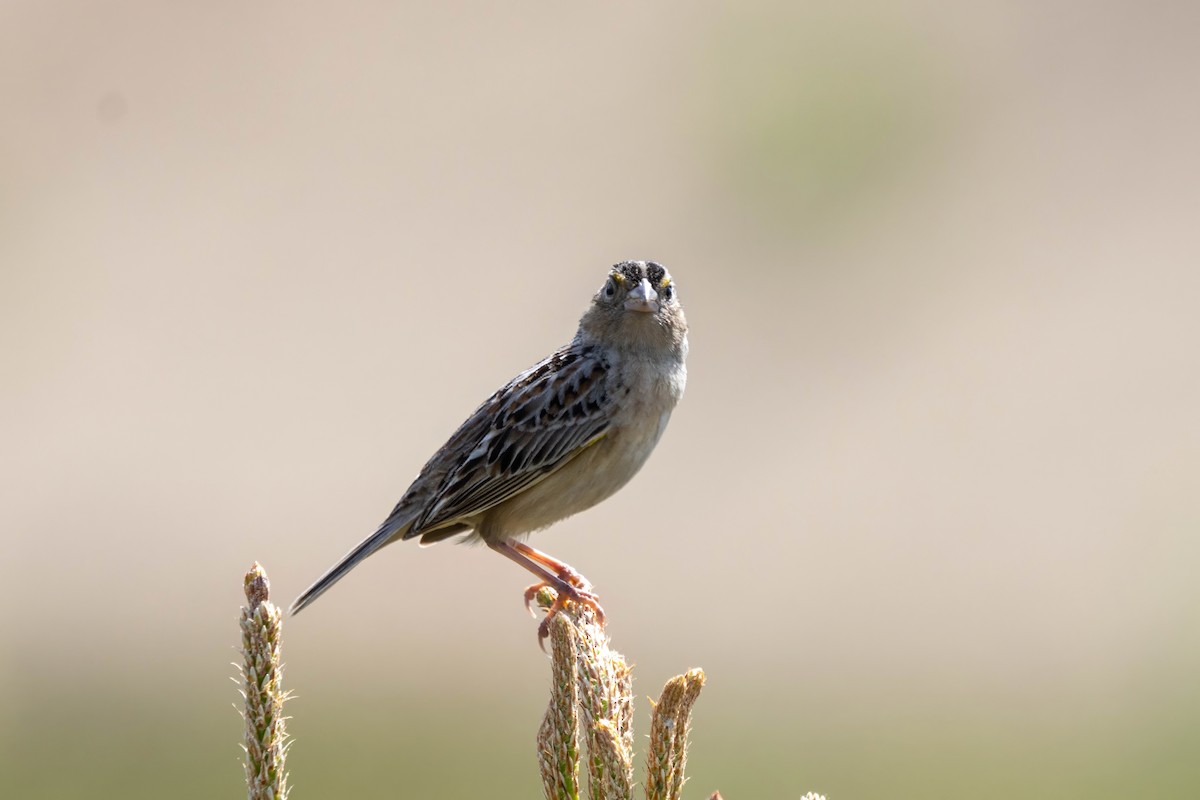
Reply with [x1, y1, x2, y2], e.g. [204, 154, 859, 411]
[239, 562, 290, 800]
[231, 566, 823, 800]
[645, 669, 706, 800]
[573, 616, 634, 800]
[536, 588, 635, 800]
[538, 608, 583, 800]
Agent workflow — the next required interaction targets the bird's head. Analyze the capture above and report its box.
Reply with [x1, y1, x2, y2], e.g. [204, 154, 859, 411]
[580, 261, 687, 354]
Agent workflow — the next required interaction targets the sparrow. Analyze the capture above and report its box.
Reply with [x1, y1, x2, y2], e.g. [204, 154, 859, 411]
[290, 261, 688, 641]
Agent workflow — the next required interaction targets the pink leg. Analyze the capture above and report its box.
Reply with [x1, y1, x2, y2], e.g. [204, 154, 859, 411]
[509, 541, 594, 591]
[489, 540, 606, 646]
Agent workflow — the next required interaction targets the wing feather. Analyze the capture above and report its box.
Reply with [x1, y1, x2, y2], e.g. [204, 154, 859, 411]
[403, 344, 613, 535]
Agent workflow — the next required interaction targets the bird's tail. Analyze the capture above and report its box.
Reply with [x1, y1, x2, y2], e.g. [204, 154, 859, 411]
[289, 519, 409, 615]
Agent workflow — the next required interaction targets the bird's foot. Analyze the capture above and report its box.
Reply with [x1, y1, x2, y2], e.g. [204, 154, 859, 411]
[524, 579, 606, 650]
[521, 567, 594, 616]
[555, 564, 593, 592]
[522, 581, 548, 617]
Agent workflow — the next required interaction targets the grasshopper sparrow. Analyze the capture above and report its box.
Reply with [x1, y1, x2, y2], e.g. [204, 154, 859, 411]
[290, 261, 688, 641]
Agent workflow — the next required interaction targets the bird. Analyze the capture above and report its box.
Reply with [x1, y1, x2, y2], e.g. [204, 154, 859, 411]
[289, 260, 688, 642]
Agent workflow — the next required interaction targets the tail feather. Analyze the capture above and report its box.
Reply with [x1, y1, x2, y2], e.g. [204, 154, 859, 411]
[289, 519, 409, 615]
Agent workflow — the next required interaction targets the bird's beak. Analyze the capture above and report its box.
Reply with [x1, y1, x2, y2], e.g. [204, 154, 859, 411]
[623, 278, 660, 313]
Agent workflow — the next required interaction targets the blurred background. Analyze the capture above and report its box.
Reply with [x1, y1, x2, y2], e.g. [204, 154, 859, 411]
[3, 1, 1198, 797]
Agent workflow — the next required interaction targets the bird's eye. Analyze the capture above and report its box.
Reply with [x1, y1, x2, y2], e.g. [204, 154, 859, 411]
[604, 278, 617, 298]
[661, 284, 674, 301]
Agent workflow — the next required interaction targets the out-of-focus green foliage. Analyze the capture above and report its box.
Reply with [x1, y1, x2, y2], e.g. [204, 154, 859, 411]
[4, 665, 1198, 799]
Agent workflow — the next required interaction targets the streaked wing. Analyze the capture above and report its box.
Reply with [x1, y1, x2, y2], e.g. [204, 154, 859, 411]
[406, 343, 613, 535]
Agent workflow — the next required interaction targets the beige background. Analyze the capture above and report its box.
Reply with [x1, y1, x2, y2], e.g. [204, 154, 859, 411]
[3, 1, 1198, 797]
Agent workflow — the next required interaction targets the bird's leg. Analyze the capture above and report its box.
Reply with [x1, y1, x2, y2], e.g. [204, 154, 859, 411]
[488, 540, 606, 645]
[509, 541, 593, 592]
[507, 541, 604, 626]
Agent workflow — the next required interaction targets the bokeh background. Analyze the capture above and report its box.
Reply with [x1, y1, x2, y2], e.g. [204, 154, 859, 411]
[3, 1, 1199, 797]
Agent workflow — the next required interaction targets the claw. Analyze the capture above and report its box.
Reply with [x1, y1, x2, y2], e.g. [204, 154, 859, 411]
[535, 589, 568, 651]
[532, 579, 607, 650]
[523, 582, 546, 618]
